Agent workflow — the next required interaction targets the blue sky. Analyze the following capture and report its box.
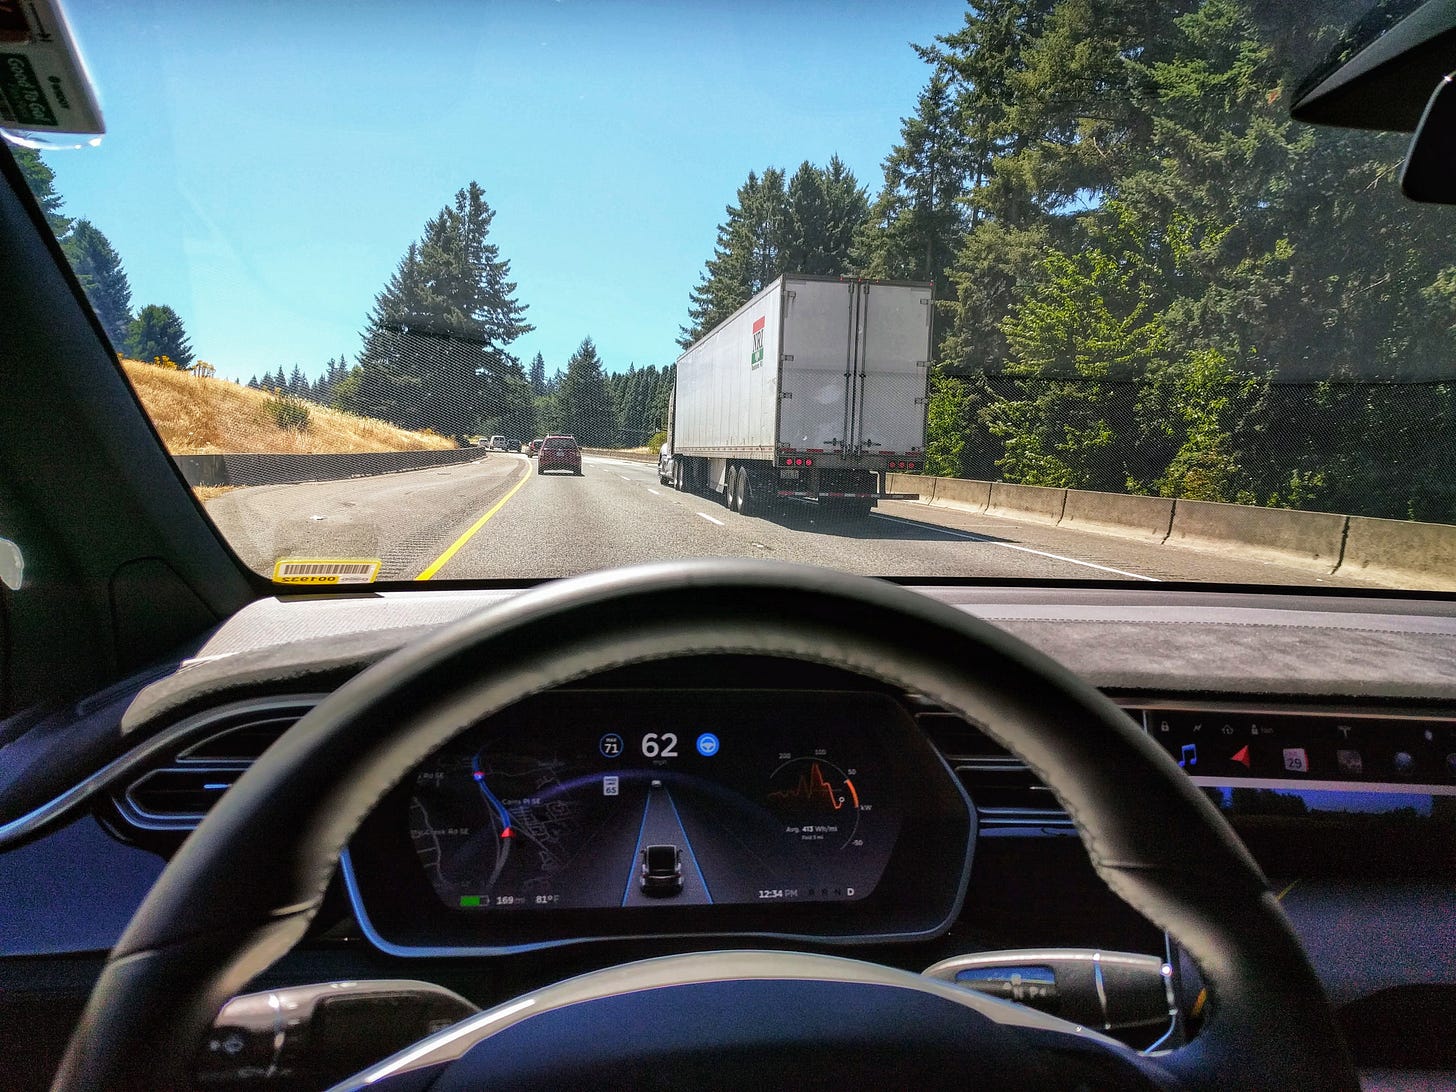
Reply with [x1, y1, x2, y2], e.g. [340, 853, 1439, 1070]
[34, 0, 967, 383]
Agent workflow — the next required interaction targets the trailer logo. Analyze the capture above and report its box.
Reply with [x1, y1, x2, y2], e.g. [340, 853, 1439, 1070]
[750, 316, 766, 368]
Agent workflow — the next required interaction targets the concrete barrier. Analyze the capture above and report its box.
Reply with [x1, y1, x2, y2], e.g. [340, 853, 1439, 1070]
[906, 471, 1456, 587]
[1166, 498, 1347, 572]
[582, 447, 657, 463]
[886, 472, 931, 500]
[174, 449, 487, 488]
[1336, 516, 1456, 591]
[934, 477, 991, 512]
[1062, 489, 1174, 542]
[987, 482, 1066, 524]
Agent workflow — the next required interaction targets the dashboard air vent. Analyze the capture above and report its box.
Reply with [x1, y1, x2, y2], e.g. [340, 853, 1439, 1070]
[912, 705, 1072, 830]
[116, 700, 316, 829]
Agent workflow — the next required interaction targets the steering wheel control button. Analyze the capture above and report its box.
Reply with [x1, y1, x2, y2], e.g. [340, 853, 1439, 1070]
[695, 732, 720, 756]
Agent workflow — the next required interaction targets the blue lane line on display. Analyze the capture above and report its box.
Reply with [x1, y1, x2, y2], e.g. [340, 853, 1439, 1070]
[622, 789, 654, 907]
[662, 787, 713, 903]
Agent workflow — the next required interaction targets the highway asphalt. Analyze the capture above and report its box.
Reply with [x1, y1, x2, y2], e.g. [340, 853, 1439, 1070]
[204, 453, 1381, 588]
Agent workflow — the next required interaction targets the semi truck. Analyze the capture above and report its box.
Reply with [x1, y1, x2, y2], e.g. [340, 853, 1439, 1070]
[658, 274, 932, 517]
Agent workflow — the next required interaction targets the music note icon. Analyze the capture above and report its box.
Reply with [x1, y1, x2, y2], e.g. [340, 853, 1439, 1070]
[1179, 743, 1198, 768]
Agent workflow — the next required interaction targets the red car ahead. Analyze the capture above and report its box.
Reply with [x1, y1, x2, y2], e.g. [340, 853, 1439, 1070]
[537, 435, 582, 475]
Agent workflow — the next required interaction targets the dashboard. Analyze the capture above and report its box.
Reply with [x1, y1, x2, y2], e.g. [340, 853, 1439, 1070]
[3, 586, 1456, 1087]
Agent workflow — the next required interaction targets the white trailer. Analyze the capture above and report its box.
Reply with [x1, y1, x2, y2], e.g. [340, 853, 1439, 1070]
[660, 274, 931, 517]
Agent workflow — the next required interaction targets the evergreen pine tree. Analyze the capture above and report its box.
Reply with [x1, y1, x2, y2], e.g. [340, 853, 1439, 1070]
[682, 161, 866, 346]
[557, 337, 618, 446]
[62, 219, 134, 347]
[355, 183, 531, 439]
[125, 305, 194, 367]
[853, 75, 971, 285]
[681, 168, 785, 346]
[14, 147, 70, 238]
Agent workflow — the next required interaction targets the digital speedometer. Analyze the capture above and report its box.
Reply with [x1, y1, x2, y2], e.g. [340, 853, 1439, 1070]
[407, 698, 902, 911]
[344, 685, 975, 954]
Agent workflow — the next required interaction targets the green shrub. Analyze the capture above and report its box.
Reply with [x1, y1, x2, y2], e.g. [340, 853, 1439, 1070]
[647, 430, 667, 454]
[263, 391, 311, 431]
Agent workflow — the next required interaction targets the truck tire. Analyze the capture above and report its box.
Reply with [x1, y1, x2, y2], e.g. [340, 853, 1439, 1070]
[735, 467, 754, 516]
[722, 464, 737, 509]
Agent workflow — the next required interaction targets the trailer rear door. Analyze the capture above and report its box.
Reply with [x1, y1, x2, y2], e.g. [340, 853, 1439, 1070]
[854, 283, 931, 457]
[778, 278, 854, 452]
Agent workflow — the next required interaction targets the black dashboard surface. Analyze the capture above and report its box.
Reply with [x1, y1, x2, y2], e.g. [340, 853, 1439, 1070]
[2, 583, 1455, 1087]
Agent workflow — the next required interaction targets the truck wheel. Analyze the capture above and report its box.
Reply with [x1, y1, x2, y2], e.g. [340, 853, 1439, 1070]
[722, 464, 737, 509]
[736, 467, 754, 516]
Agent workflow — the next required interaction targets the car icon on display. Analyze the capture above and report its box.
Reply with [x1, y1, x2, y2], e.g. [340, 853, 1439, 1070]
[640, 844, 683, 896]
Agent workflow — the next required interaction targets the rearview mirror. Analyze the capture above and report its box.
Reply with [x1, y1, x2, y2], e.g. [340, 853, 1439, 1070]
[1401, 73, 1456, 203]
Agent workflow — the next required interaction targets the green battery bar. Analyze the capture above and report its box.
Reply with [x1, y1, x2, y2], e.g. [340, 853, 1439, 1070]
[459, 895, 483, 907]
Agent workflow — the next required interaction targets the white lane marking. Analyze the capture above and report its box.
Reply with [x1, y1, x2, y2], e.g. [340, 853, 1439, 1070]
[648, 489, 662, 496]
[618, 474, 632, 481]
[871, 513, 1159, 582]
[697, 512, 725, 526]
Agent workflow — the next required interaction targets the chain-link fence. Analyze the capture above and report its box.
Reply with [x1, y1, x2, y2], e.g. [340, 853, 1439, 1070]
[936, 374, 1456, 525]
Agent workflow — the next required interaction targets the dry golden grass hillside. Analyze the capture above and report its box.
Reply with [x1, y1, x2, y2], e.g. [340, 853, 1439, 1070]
[122, 360, 456, 455]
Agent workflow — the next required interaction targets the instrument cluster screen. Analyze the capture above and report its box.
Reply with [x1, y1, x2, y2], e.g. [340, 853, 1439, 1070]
[407, 691, 911, 912]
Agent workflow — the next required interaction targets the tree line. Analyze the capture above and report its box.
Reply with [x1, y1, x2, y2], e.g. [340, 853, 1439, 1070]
[18, 149, 195, 367]
[679, 0, 1456, 523]
[240, 182, 671, 448]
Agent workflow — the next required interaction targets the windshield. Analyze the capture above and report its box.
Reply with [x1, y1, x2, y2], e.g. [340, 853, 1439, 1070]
[12, 0, 1455, 590]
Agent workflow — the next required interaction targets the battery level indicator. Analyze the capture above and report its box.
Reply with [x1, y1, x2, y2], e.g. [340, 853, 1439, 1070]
[459, 895, 483, 908]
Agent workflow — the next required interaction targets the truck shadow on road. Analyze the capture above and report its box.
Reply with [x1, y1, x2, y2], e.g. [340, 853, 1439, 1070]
[763, 503, 1014, 543]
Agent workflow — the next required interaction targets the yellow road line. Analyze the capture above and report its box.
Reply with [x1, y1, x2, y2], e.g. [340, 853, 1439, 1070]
[415, 467, 531, 580]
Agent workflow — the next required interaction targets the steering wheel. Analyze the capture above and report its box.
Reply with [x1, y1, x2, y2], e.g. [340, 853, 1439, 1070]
[52, 560, 1357, 1090]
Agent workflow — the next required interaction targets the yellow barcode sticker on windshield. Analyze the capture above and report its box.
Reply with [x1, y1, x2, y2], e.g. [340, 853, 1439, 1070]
[272, 558, 380, 585]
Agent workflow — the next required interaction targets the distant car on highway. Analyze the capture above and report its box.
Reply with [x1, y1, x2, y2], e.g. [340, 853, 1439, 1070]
[529, 439, 544, 457]
[504, 439, 521, 453]
[538, 435, 582, 475]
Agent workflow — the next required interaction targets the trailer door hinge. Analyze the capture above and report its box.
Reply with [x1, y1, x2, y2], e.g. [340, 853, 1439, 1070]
[785, 290, 796, 300]
[920, 298, 931, 305]
[781, 354, 794, 363]
[914, 397, 929, 405]
[780, 392, 793, 400]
